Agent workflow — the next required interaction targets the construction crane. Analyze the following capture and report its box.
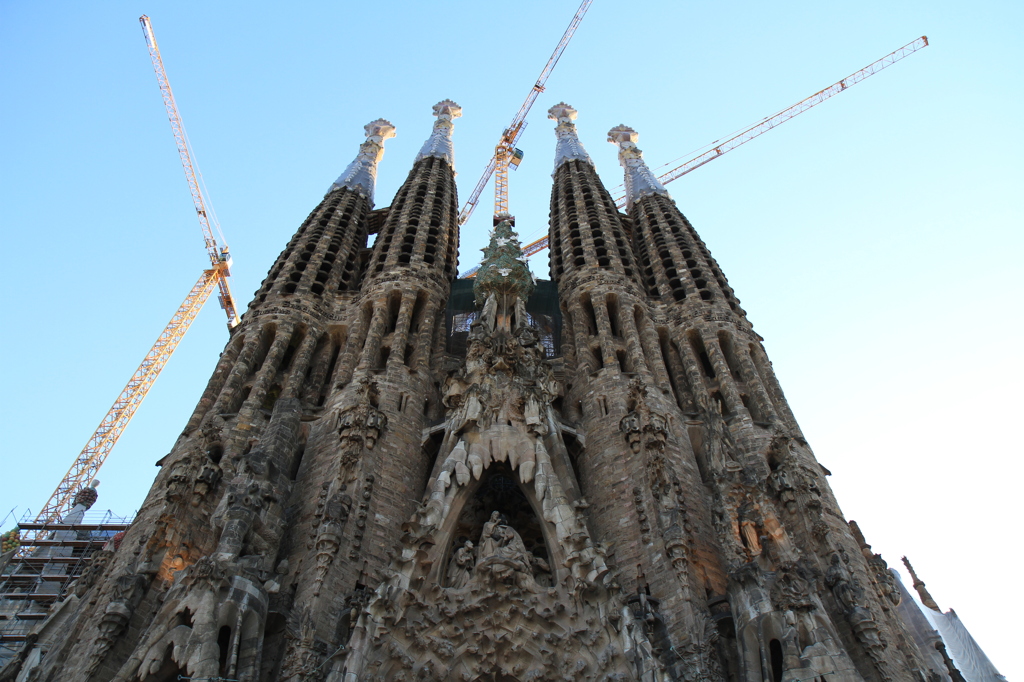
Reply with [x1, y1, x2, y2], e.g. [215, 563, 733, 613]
[18, 17, 238, 548]
[141, 15, 239, 326]
[465, 35, 929, 273]
[457, 0, 593, 227]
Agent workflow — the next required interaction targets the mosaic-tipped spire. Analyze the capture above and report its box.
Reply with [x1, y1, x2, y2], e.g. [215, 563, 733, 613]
[608, 125, 669, 210]
[548, 102, 594, 172]
[327, 118, 396, 204]
[415, 99, 462, 167]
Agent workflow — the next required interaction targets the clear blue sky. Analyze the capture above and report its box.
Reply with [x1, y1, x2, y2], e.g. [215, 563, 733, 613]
[2, 0, 1020, 675]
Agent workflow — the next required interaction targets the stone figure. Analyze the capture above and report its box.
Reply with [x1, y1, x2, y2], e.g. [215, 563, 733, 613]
[769, 464, 797, 511]
[530, 553, 552, 587]
[475, 512, 535, 588]
[192, 459, 221, 506]
[737, 503, 763, 558]
[478, 511, 504, 558]
[446, 540, 475, 589]
[620, 412, 642, 453]
[825, 551, 862, 612]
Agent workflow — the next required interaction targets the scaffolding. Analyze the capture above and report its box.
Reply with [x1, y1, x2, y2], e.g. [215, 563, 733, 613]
[0, 510, 133, 663]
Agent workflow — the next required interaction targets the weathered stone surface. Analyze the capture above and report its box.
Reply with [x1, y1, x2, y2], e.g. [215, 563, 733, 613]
[8, 102, 967, 682]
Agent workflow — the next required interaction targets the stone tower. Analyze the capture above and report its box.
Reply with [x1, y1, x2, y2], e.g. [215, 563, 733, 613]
[3, 101, 973, 682]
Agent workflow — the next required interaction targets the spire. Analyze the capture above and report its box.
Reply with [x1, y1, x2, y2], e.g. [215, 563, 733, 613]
[415, 99, 462, 167]
[902, 556, 941, 611]
[548, 102, 594, 172]
[607, 125, 669, 210]
[327, 118, 396, 204]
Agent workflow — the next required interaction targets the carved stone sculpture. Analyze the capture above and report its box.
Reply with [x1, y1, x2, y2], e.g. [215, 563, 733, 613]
[445, 540, 475, 589]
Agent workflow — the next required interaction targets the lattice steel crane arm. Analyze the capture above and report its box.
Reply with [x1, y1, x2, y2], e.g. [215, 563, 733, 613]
[611, 36, 930, 207]
[140, 15, 239, 327]
[457, 0, 594, 226]
[21, 270, 219, 547]
[459, 36, 931, 276]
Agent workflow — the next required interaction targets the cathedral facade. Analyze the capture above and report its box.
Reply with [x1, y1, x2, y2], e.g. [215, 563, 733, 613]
[5, 100, 969, 681]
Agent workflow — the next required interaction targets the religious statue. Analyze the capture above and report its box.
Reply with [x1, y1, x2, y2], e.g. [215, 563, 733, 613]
[475, 511, 535, 589]
[446, 541, 475, 589]
[737, 503, 763, 558]
[478, 511, 504, 558]
[825, 552, 861, 612]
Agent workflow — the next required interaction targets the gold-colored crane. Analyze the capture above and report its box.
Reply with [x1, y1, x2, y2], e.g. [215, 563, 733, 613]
[141, 15, 239, 326]
[467, 35, 929, 272]
[457, 0, 593, 227]
[19, 16, 238, 545]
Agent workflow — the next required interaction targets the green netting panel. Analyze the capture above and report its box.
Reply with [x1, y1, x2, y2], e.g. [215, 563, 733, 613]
[445, 279, 561, 358]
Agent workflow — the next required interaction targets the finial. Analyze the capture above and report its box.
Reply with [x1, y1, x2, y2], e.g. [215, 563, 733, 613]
[901, 556, 940, 611]
[416, 99, 462, 167]
[73, 483, 99, 511]
[327, 118, 397, 204]
[608, 124, 669, 210]
[548, 102, 594, 171]
[548, 102, 578, 124]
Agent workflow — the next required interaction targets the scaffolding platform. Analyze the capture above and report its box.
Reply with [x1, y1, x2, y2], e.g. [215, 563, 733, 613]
[0, 509, 133, 662]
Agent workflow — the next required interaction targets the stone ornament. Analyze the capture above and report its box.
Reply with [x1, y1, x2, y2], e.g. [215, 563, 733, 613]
[414, 99, 462, 166]
[328, 118, 396, 203]
[165, 449, 222, 507]
[608, 125, 670, 210]
[549, 102, 595, 170]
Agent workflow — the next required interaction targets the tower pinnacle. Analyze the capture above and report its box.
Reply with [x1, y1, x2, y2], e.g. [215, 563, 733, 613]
[548, 102, 594, 171]
[902, 556, 941, 611]
[415, 99, 462, 167]
[608, 124, 669, 210]
[327, 118, 396, 203]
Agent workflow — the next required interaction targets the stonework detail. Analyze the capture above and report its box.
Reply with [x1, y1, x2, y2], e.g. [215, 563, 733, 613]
[328, 119, 396, 202]
[7, 101, 980, 682]
[608, 125, 670, 209]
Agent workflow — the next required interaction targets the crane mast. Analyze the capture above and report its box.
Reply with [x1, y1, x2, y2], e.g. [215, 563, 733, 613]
[140, 15, 239, 327]
[457, 0, 593, 226]
[19, 17, 240, 546]
[469, 35, 930, 273]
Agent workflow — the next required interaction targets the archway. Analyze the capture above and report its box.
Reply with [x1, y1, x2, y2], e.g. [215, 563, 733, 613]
[445, 462, 552, 588]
